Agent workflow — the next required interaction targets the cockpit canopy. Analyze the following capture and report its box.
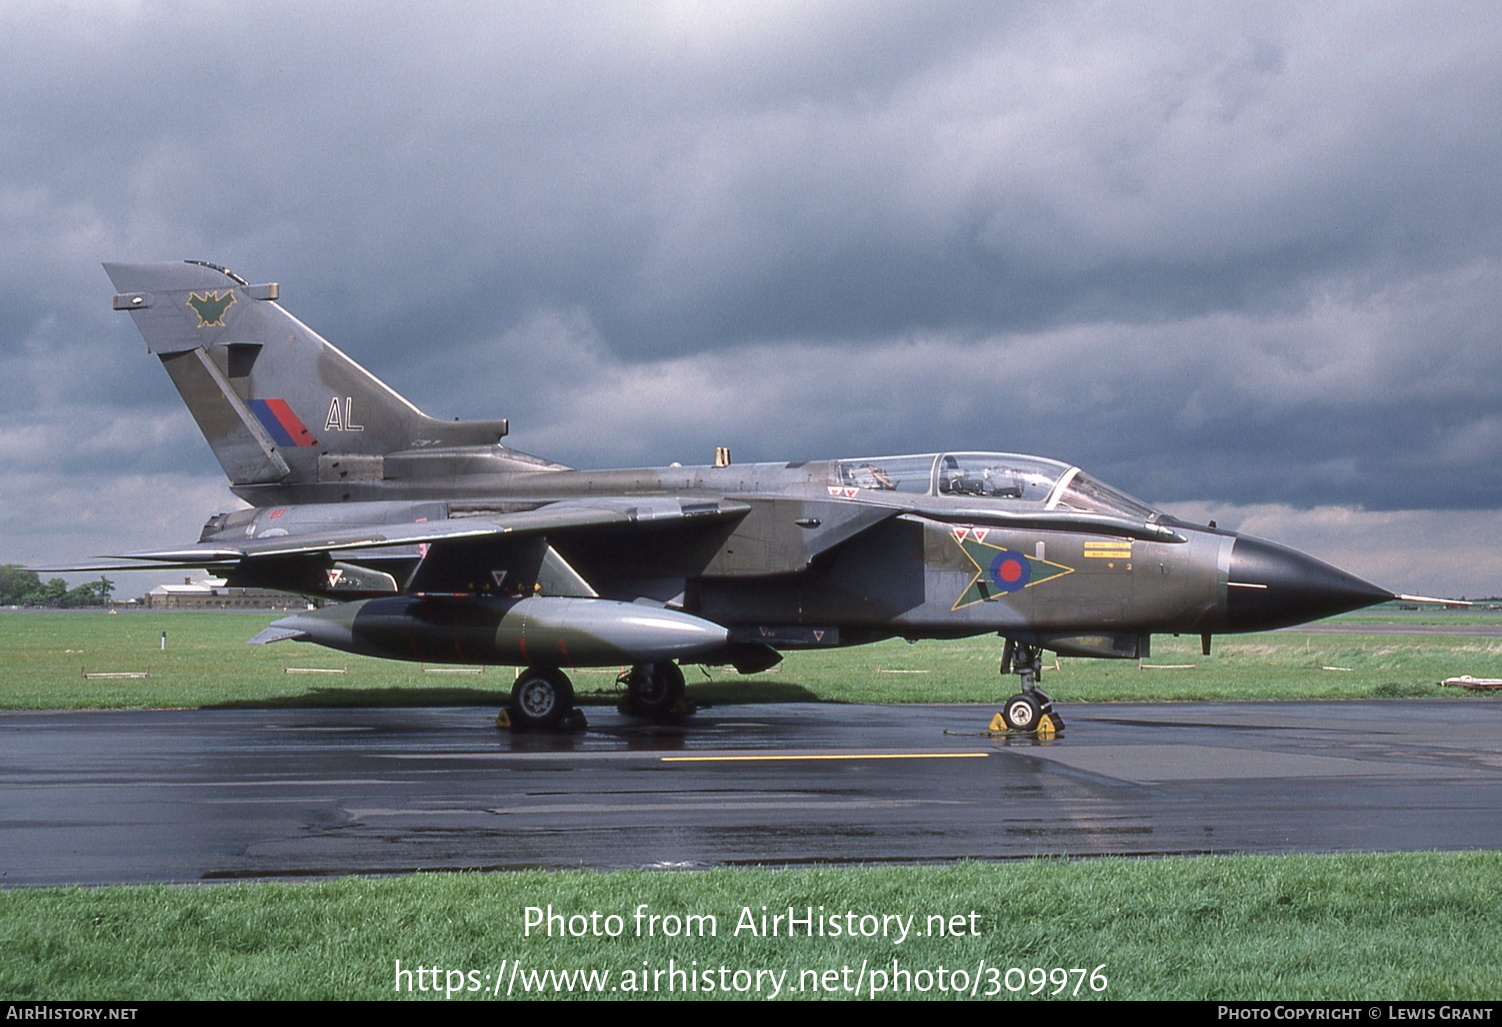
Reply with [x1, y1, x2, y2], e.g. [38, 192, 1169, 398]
[836, 452, 1160, 522]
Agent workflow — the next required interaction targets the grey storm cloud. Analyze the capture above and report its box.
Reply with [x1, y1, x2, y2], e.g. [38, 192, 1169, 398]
[1, 0, 1501, 594]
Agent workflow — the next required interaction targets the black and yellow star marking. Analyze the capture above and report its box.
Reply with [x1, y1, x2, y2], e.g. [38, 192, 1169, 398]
[951, 532, 1074, 611]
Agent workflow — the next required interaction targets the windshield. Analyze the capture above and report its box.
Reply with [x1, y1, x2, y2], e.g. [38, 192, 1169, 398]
[1048, 468, 1159, 521]
[836, 452, 1160, 521]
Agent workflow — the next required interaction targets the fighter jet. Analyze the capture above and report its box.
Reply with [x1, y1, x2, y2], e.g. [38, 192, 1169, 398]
[93, 260, 1395, 732]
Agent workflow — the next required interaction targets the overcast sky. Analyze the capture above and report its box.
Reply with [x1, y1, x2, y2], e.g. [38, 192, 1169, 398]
[2, 1, 1500, 597]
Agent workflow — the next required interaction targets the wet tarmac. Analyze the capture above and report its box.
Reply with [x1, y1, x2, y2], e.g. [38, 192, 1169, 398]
[4, 699, 1502, 886]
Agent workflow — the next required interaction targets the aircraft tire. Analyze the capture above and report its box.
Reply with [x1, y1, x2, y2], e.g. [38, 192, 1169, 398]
[1002, 693, 1043, 732]
[622, 661, 687, 720]
[510, 667, 575, 732]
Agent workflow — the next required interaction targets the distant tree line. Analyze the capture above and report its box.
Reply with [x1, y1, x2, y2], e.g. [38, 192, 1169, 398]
[0, 565, 115, 607]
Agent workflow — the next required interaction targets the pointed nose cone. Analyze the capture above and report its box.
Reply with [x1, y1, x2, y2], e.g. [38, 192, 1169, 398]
[1225, 535, 1393, 632]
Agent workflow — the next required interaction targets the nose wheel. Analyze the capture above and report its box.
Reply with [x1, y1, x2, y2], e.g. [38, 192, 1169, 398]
[1002, 692, 1044, 731]
[992, 640, 1063, 736]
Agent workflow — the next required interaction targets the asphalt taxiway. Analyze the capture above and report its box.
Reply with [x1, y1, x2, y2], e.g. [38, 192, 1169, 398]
[4, 699, 1502, 886]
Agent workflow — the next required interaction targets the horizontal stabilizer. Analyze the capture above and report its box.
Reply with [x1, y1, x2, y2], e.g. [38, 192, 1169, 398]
[118, 498, 752, 563]
[106, 548, 249, 564]
[29, 561, 231, 574]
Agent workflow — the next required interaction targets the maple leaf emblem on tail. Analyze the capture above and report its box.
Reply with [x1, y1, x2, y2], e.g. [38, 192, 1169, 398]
[187, 290, 236, 327]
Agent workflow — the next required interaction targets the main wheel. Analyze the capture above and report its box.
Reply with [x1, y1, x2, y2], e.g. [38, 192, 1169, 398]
[621, 661, 686, 720]
[510, 667, 575, 732]
[1002, 693, 1042, 732]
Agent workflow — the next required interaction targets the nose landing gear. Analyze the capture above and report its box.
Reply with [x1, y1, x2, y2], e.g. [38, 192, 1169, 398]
[991, 639, 1063, 737]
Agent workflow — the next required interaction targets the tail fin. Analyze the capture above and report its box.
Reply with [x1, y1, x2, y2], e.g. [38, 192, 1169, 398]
[105, 261, 513, 497]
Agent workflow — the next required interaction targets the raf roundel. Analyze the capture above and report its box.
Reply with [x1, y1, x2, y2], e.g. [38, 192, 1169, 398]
[989, 551, 1032, 592]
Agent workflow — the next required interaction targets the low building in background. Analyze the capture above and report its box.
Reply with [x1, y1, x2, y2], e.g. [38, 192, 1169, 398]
[140, 578, 310, 611]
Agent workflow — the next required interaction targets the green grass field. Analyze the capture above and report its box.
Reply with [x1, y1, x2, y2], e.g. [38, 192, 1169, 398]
[4, 607, 1501, 710]
[5, 854, 1502, 1000]
[4, 608, 1501, 1001]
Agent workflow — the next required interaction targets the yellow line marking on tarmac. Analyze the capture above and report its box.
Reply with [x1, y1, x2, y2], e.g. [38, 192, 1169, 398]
[661, 752, 989, 763]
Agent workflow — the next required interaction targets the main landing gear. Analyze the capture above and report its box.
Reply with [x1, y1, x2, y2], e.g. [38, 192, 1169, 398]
[617, 661, 694, 722]
[502, 666, 587, 733]
[992, 639, 1063, 737]
[498, 661, 694, 733]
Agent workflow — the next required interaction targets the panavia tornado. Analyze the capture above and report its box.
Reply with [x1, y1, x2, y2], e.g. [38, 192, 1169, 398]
[92, 260, 1396, 732]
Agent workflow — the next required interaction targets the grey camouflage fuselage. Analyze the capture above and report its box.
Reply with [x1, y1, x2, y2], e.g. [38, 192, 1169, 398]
[99, 261, 1391, 707]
